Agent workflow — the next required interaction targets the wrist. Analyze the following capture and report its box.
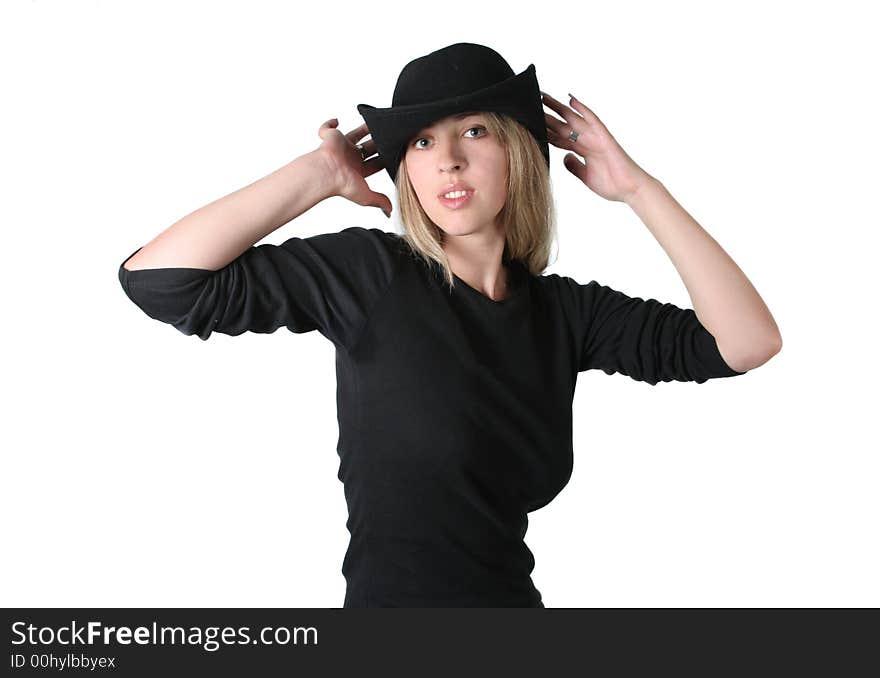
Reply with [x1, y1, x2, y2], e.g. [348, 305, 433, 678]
[623, 173, 662, 210]
[303, 148, 343, 200]
[312, 148, 342, 198]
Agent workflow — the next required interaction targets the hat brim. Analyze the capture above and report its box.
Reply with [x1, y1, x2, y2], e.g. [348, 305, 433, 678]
[356, 63, 547, 183]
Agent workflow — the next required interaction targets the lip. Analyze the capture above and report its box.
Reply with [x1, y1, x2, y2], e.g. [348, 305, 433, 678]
[437, 182, 475, 197]
[438, 190, 475, 209]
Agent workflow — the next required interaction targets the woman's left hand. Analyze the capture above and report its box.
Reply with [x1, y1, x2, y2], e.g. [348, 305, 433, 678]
[542, 91, 654, 204]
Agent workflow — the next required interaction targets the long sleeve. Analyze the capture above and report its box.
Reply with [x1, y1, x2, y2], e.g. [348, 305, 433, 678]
[117, 226, 400, 350]
[555, 275, 747, 385]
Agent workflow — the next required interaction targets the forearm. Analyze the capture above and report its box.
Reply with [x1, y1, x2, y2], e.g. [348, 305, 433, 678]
[624, 177, 782, 370]
[122, 149, 337, 272]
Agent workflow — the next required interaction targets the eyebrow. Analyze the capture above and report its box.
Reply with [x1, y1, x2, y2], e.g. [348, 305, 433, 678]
[417, 112, 484, 134]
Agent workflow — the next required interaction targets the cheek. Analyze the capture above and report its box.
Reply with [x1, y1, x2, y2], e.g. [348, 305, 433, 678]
[484, 169, 509, 204]
[488, 184, 509, 209]
[484, 151, 509, 198]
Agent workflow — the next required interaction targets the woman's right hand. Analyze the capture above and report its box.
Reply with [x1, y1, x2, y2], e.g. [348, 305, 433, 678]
[315, 117, 393, 219]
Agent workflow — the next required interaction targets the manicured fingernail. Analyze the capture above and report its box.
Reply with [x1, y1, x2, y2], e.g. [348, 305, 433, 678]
[568, 93, 575, 100]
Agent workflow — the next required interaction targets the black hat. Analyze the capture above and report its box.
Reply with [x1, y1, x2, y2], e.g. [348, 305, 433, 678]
[357, 42, 550, 184]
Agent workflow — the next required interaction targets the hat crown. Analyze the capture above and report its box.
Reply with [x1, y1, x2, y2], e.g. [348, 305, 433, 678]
[356, 42, 549, 183]
[391, 43, 515, 107]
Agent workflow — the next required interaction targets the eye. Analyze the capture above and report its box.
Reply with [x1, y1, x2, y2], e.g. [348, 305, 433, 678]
[411, 126, 487, 149]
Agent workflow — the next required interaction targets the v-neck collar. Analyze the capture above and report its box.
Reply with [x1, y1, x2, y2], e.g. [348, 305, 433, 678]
[451, 259, 528, 306]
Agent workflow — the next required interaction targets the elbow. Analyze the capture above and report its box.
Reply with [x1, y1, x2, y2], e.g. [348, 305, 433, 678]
[769, 332, 783, 357]
[760, 330, 783, 362]
[763, 333, 783, 366]
[743, 333, 784, 372]
[718, 331, 782, 373]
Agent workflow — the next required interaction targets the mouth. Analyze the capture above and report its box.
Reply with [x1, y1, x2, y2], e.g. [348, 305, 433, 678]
[438, 190, 475, 209]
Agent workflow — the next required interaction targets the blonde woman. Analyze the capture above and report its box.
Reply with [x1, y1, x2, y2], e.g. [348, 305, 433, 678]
[118, 43, 781, 608]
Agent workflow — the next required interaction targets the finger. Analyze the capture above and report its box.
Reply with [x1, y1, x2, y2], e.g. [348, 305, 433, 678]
[540, 91, 580, 126]
[354, 138, 378, 158]
[567, 94, 603, 127]
[546, 126, 575, 151]
[544, 111, 568, 136]
[319, 120, 377, 151]
[544, 112, 584, 149]
[369, 191, 393, 215]
[318, 118, 342, 140]
[564, 153, 588, 183]
[345, 122, 371, 143]
[361, 155, 384, 175]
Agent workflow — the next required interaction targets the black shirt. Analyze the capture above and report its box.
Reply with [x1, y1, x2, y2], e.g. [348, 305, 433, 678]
[118, 226, 746, 607]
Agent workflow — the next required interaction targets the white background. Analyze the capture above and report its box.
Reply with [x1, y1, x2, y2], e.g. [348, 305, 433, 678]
[2, 0, 877, 608]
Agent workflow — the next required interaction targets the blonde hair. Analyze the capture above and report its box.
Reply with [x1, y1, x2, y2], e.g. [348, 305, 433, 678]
[394, 111, 558, 290]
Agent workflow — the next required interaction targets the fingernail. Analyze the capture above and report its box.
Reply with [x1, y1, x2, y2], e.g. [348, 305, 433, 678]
[568, 92, 576, 101]
[382, 208, 391, 219]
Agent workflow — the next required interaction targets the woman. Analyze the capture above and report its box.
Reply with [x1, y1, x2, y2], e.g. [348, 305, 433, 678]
[118, 43, 782, 607]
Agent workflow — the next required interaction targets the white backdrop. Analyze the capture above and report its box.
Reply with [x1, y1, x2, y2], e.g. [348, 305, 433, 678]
[2, 0, 876, 608]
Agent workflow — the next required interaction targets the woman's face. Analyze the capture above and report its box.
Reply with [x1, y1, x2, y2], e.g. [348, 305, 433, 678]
[403, 111, 509, 239]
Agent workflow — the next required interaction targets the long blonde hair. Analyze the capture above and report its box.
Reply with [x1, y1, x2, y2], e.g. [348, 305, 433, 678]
[394, 111, 558, 290]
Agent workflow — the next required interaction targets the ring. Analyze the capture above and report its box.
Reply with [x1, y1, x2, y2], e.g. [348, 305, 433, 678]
[568, 129, 579, 143]
[356, 143, 367, 161]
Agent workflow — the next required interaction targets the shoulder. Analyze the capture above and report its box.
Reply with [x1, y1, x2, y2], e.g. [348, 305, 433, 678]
[286, 225, 395, 248]
[274, 226, 409, 265]
[339, 226, 425, 269]
[323, 226, 410, 256]
[533, 270, 598, 302]
[530, 272, 619, 329]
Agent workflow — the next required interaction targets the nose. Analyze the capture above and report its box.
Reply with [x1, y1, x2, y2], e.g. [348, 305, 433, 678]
[436, 141, 467, 173]
[438, 154, 465, 173]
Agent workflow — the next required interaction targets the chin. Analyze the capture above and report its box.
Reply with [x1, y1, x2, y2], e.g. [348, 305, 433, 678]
[436, 224, 484, 239]
[436, 220, 473, 232]
[431, 214, 491, 236]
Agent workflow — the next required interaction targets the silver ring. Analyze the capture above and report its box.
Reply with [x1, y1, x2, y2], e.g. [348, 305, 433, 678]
[568, 129, 579, 143]
[356, 143, 367, 161]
